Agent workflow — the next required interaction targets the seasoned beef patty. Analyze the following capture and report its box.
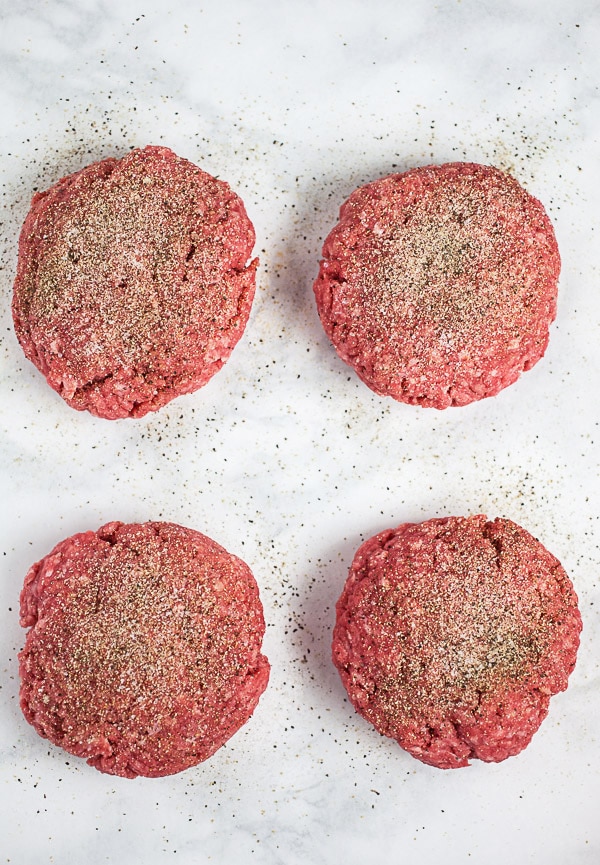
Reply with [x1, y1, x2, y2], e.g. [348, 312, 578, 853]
[332, 515, 581, 768]
[19, 521, 270, 778]
[314, 163, 560, 408]
[12, 146, 257, 419]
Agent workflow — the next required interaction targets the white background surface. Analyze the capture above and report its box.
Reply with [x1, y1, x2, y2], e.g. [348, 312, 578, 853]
[1, 1, 599, 863]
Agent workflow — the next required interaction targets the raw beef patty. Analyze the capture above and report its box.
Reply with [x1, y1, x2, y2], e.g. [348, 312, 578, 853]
[19, 521, 270, 778]
[314, 163, 560, 408]
[12, 146, 257, 419]
[332, 515, 581, 768]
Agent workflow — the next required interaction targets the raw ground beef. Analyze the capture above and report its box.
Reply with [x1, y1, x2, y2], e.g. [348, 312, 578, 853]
[314, 163, 560, 408]
[332, 515, 581, 768]
[19, 521, 270, 778]
[12, 146, 257, 419]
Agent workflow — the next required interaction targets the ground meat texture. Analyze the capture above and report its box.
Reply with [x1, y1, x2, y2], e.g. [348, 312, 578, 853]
[12, 146, 257, 419]
[332, 516, 582, 769]
[19, 522, 270, 778]
[314, 163, 560, 408]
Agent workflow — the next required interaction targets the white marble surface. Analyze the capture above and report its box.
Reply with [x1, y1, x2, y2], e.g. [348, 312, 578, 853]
[1, 0, 599, 862]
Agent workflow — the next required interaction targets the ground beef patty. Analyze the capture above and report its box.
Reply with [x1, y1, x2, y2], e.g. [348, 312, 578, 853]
[12, 146, 257, 419]
[314, 163, 560, 408]
[19, 521, 270, 778]
[332, 515, 581, 769]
